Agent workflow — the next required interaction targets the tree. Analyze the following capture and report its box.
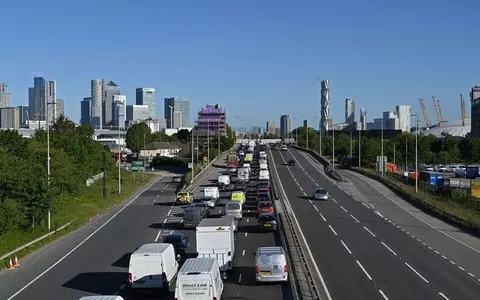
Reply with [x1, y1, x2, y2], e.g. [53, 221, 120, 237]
[126, 122, 152, 152]
[176, 129, 190, 142]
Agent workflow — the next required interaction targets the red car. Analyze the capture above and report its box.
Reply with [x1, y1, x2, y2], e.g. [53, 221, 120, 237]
[257, 201, 274, 214]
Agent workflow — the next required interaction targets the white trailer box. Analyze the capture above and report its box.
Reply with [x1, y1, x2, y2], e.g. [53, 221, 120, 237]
[196, 218, 235, 277]
[204, 186, 220, 199]
[79, 297, 124, 300]
[174, 258, 224, 300]
[128, 243, 178, 290]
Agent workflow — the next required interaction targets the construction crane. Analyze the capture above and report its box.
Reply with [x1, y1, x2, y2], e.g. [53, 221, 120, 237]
[418, 98, 431, 127]
[432, 96, 442, 126]
[460, 94, 466, 126]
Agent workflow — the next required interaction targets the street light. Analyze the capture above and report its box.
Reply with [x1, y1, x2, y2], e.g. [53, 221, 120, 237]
[117, 104, 125, 194]
[46, 100, 55, 231]
[332, 124, 335, 170]
[191, 128, 195, 184]
[411, 113, 419, 193]
[358, 129, 361, 168]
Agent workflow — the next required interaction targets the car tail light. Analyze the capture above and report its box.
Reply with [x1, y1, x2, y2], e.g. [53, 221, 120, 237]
[128, 273, 132, 284]
[284, 264, 288, 272]
[256, 266, 260, 273]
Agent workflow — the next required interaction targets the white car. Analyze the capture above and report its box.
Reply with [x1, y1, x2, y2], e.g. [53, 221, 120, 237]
[312, 188, 328, 200]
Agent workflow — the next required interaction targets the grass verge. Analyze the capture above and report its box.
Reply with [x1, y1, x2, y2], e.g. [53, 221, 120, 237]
[352, 167, 480, 233]
[1, 171, 156, 266]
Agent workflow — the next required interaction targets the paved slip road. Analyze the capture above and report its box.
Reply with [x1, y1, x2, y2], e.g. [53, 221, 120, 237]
[271, 147, 480, 300]
[0, 153, 292, 300]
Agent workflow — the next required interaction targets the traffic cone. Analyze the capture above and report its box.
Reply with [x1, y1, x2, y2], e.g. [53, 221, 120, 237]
[13, 255, 20, 267]
[7, 258, 15, 270]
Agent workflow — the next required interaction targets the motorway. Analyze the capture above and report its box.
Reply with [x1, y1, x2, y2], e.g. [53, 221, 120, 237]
[0, 153, 292, 300]
[270, 147, 480, 300]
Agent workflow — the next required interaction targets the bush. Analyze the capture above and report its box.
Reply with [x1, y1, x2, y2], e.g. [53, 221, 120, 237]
[151, 156, 186, 168]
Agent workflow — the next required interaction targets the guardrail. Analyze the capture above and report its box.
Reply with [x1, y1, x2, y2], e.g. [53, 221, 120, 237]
[268, 148, 329, 300]
[291, 145, 344, 182]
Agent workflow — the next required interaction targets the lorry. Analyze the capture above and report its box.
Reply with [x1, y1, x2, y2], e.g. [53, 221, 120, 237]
[226, 153, 238, 168]
[174, 258, 224, 300]
[196, 218, 235, 279]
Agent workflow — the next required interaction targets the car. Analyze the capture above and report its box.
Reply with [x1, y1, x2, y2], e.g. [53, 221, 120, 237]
[281, 145, 288, 151]
[257, 213, 277, 231]
[258, 182, 270, 189]
[257, 201, 274, 214]
[288, 159, 295, 166]
[175, 191, 192, 205]
[254, 246, 288, 284]
[199, 196, 216, 208]
[162, 233, 190, 259]
[192, 202, 211, 216]
[172, 176, 182, 183]
[312, 188, 328, 200]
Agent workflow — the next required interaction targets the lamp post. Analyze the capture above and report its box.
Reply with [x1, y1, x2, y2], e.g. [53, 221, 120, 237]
[46, 100, 55, 231]
[358, 129, 361, 168]
[332, 125, 335, 170]
[117, 104, 125, 194]
[411, 114, 419, 193]
[191, 128, 195, 184]
[350, 130, 353, 157]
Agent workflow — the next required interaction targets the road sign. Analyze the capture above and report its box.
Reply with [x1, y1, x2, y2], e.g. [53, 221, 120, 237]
[131, 166, 139, 172]
[132, 161, 144, 167]
[188, 162, 193, 169]
[138, 166, 145, 172]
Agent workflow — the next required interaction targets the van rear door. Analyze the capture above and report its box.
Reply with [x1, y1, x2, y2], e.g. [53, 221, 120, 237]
[177, 274, 212, 300]
[130, 256, 164, 288]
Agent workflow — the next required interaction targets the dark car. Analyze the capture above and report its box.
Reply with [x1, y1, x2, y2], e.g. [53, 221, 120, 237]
[163, 233, 190, 259]
[257, 213, 277, 231]
[257, 194, 271, 203]
[288, 159, 296, 166]
[258, 182, 270, 189]
[192, 202, 211, 217]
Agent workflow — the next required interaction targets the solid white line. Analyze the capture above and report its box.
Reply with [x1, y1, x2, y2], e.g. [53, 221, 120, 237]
[313, 205, 319, 212]
[341, 240, 352, 254]
[379, 290, 390, 300]
[328, 225, 338, 236]
[155, 230, 162, 242]
[356, 260, 373, 280]
[350, 214, 360, 223]
[363, 226, 376, 238]
[238, 273, 242, 283]
[242, 249, 245, 256]
[405, 262, 429, 283]
[6, 176, 163, 300]
[299, 186, 303, 191]
[319, 213, 326, 222]
[340, 206, 347, 213]
[438, 292, 449, 300]
[381, 242, 397, 256]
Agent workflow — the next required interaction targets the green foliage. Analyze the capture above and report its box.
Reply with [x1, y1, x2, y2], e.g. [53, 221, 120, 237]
[126, 122, 152, 152]
[151, 156, 186, 168]
[0, 117, 116, 236]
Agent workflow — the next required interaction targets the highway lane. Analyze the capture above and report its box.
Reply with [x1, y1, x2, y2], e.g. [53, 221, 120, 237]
[336, 167, 480, 279]
[272, 149, 438, 300]
[160, 155, 293, 300]
[285, 147, 480, 299]
[0, 174, 176, 300]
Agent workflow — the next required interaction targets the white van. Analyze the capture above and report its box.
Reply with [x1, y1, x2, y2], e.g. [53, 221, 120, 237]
[174, 258, 224, 300]
[259, 163, 268, 170]
[217, 174, 230, 187]
[259, 170, 270, 181]
[259, 151, 267, 159]
[79, 297, 124, 300]
[238, 167, 249, 182]
[196, 218, 235, 277]
[128, 243, 179, 291]
[204, 186, 220, 200]
[255, 246, 288, 283]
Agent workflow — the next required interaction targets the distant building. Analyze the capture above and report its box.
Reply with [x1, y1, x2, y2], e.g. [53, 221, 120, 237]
[360, 108, 367, 130]
[29, 77, 46, 121]
[345, 98, 355, 124]
[103, 80, 120, 127]
[280, 115, 292, 138]
[266, 120, 275, 134]
[164, 97, 190, 128]
[195, 104, 227, 148]
[145, 119, 167, 133]
[81, 97, 91, 125]
[112, 95, 127, 128]
[471, 85, 480, 137]
[56, 99, 64, 117]
[0, 107, 20, 129]
[91, 80, 103, 129]
[275, 127, 281, 136]
[17, 105, 29, 127]
[396, 105, 411, 133]
[0, 83, 12, 108]
[136, 87, 156, 119]
[126, 104, 149, 125]
[383, 111, 399, 130]
[303, 120, 309, 128]
[367, 118, 384, 130]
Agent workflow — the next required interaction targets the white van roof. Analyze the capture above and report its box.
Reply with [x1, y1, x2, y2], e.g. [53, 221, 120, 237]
[132, 243, 172, 256]
[180, 258, 218, 274]
[257, 246, 285, 255]
[197, 218, 233, 228]
[79, 296, 124, 300]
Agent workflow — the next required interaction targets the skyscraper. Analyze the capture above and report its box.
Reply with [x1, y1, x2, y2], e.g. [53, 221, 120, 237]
[29, 77, 47, 121]
[126, 105, 150, 125]
[136, 87, 156, 119]
[17, 105, 29, 126]
[103, 80, 120, 126]
[396, 105, 411, 133]
[0, 83, 12, 108]
[91, 80, 103, 129]
[0, 107, 20, 129]
[56, 99, 64, 117]
[345, 98, 355, 124]
[320, 80, 330, 136]
[164, 97, 190, 128]
[280, 115, 292, 138]
[81, 97, 91, 125]
[266, 120, 275, 134]
[112, 95, 126, 128]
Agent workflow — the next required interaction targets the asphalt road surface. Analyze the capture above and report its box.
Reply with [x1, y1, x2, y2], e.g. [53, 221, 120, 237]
[0, 154, 292, 300]
[270, 147, 480, 300]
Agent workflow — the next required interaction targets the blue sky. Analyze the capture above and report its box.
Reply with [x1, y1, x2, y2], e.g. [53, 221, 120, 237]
[1, 0, 479, 128]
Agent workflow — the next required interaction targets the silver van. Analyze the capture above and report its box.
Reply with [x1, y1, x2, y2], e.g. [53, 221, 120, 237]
[224, 201, 243, 220]
[254, 246, 288, 284]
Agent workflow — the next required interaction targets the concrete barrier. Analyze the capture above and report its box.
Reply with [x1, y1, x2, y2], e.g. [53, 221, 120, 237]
[291, 145, 344, 181]
[86, 172, 105, 187]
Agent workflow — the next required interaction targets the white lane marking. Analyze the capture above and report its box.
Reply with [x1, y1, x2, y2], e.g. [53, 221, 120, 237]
[379, 290, 390, 300]
[356, 260, 373, 280]
[458, 266, 465, 271]
[245, 232, 248, 237]
[449, 260, 456, 265]
[167, 209, 172, 216]
[155, 230, 162, 242]
[313, 205, 319, 212]
[340, 206, 348, 213]
[434, 250, 440, 255]
[238, 273, 242, 283]
[308, 199, 312, 203]
[362, 202, 369, 209]
[350, 214, 360, 223]
[363, 226, 376, 238]
[381, 242, 397, 256]
[340, 240, 352, 254]
[441, 255, 447, 260]
[299, 186, 304, 192]
[438, 292, 449, 300]
[374, 210, 384, 218]
[468, 272, 476, 278]
[242, 249, 245, 256]
[163, 218, 167, 225]
[5, 176, 163, 300]
[356, 175, 480, 255]
[319, 213, 326, 222]
[332, 199, 338, 204]
[405, 262, 429, 283]
[247, 218, 250, 223]
[170, 230, 174, 234]
[369, 203, 375, 209]
[328, 225, 338, 236]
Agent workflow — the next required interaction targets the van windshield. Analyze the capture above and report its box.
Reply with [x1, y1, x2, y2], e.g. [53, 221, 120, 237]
[226, 204, 240, 210]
